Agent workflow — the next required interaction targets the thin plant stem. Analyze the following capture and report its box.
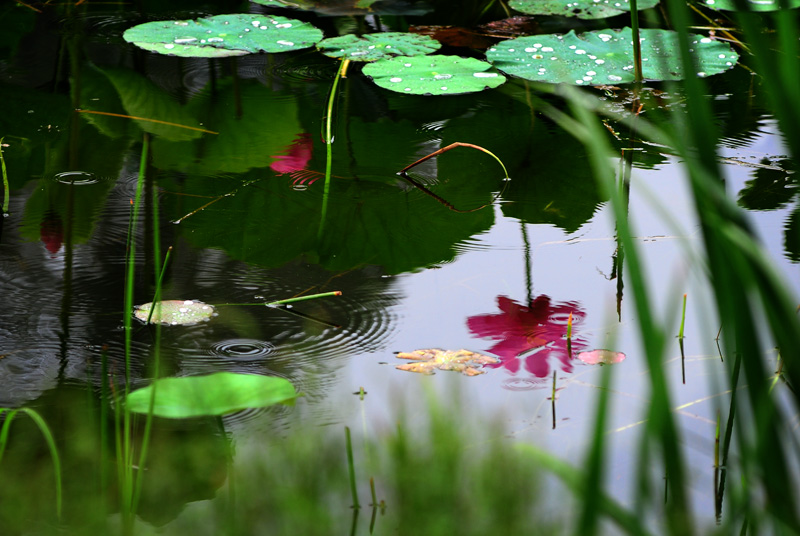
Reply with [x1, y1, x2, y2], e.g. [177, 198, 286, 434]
[76, 109, 218, 135]
[397, 142, 509, 180]
[319, 59, 350, 240]
[629, 0, 643, 83]
[132, 182, 166, 514]
[121, 133, 150, 532]
[266, 291, 342, 307]
[145, 246, 173, 324]
[678, 293, 687, 339]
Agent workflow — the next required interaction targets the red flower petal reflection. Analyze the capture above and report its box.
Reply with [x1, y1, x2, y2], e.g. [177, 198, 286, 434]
[270, 133, 313, 175]
[467, 295, 588, 378]
[40, 210, 63, 257]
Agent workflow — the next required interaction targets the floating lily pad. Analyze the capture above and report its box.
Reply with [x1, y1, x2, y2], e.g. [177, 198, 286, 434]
[395, 348, 500, 376]
[126, 372, 299, 418]
[123, 14, 323, 57]
[577, 349, 626, 365]
[510, 0, 659, 19]
[317, 32, 441, 62]
[487, 28, 738, 85]
[134, 299, 216, 325]
[701, 0, 800, 11]
[363, 55, 506, 95]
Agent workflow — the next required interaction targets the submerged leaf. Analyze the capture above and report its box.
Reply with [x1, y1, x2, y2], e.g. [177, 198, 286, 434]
[126, 372, 299, 418]
[123, 14, 323, 57]
[317, 32, 441, 62]
[363, 55, 506, 95]
[134, 299, 216, 325]
[395, 348, 500, 376]
[487, 28, 738, 85]
[510, 0, 659, 19]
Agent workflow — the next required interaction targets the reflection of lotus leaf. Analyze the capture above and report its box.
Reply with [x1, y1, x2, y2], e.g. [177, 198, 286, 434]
[134, 300, 216, 325]
[395, 349, 500, 376]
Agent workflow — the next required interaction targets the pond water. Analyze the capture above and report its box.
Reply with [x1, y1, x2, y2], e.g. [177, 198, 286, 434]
[0, 1, 798, 533]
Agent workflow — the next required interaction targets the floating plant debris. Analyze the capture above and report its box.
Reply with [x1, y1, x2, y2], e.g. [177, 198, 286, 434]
[134, 299, 216, 325]
[577, 349, 626, 365]
[395, 348, 500, 376]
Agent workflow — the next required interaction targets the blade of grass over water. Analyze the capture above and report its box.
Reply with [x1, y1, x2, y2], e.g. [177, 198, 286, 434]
[0, 408, 62, 521]
[121, 133, 150, 534]
[0, 137, 8, 214]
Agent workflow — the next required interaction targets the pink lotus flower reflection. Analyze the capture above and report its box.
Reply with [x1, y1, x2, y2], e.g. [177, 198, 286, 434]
[577, 349, 626, 365]
[467, 295, 588, 378]
[270, 133, 318, 186]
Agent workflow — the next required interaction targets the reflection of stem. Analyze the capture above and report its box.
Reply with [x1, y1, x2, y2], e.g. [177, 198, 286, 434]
[521, 223, 533, 303]
[551, 370, 557, 430]
[629, 0, 642, 83]
[0, 138, 9, 214]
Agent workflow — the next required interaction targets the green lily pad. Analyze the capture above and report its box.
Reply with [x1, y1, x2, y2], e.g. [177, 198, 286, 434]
[510, 0, 659, 19]
[701, 0, 800, 11]
[126, 372, 299, 418]
[486, 28, 738, 85]
[134, 300, 216, 325]
[363, 55, 506, 95]
[317, 32, 441, 62]
[123, 14, 323, 57]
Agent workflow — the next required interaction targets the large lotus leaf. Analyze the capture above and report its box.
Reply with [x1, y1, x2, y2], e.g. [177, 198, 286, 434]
[100, 68, 204, 141]
[701, 0, 800, 11]
[317, 32, 441, 61]
[126, 373, 299, 418]
[363, 55, 506, 95]
[123, 14, 323, 57]
[510, 0, 659, 19]
[487, 28, 738, 85]
[152, 79, 301, 174]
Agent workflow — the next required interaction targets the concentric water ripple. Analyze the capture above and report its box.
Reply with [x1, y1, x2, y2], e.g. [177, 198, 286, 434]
[208, 339, 276, 359]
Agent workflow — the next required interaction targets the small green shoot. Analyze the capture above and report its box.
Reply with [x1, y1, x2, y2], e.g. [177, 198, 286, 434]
[678, 293, 687, 340]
